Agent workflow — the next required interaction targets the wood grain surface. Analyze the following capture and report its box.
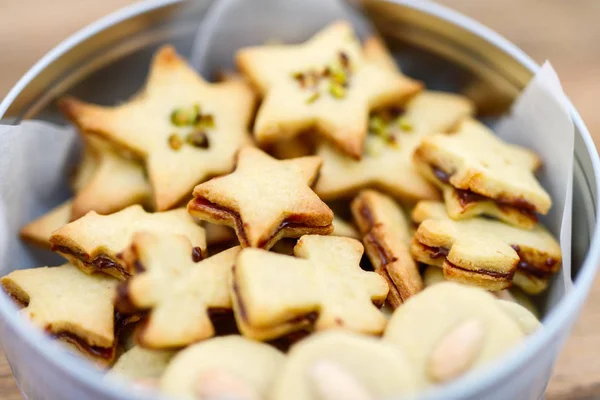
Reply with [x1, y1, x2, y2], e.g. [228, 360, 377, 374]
[0, 1, 598, 399]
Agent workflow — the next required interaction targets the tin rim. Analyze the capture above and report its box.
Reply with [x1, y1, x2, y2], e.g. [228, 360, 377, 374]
[0, 0, 598, 399]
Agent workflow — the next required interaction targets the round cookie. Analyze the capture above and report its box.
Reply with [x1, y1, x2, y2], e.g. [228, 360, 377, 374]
[271, 330, 418, 400]
[160, 336, 284, 399]
[384, 282, 526, 386]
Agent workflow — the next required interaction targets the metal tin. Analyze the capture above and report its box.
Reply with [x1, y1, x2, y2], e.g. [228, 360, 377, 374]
[0, 0, 598, 399]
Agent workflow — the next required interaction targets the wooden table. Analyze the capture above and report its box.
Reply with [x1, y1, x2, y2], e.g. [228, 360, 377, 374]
[0, 1, 598, 399]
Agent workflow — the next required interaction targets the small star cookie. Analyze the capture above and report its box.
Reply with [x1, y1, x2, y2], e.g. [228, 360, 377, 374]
[414, 118, 551, 228]
[315, 37, 474, 202]
[50, 205, 206, 279]
[236, 21, 422, 159]
[20, 200, 72, 249]
[231, 235, 388, 341]
[271, 331, 419, 400]
[383, 282, 536, 386]
[160, 336, 285, 399]
[188, 147, 333, 249]
[70, 136, 151, 220]
[115, 232, 240, 348]
[59, 45, 256, 211]
[351, 190, 423, 308]
[1, 263, 119, 364]
[411, 201, 561, 293]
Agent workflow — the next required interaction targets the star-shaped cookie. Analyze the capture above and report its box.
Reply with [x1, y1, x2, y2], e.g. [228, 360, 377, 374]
[50, 205, 206, 279]
[315, 38, 474, 202]
[232, 235, 389, 340]
[20, 200, 72, 249]
[1, 263, 118, 364]
[236, 21, 422, 159]
[188, 147, 333, 249]
[59, 45, 256, 211]
[70, 136, 151, 220]
[115, 232, 240, 348]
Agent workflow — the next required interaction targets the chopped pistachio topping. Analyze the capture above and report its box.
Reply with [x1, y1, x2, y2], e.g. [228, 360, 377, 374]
[338, 51, 350, 69]
[387, 135, 401, 149]
[329, 64, 347, 86]
[186, 130, 209, 149]
[198, 114, 215, 128]
[398, 116, 413, 132]
[368, 116, 387, 137]
[306, 92, 320, 104]
[170, 104, 200, 127]
[168, 133, 183, 151]
[329, 82, 346, 99]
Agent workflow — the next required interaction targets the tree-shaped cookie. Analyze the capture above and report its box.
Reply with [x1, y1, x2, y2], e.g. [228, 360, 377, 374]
[410, 201, 561, 294]
[315, 38, 474, 202]
[115, 232, 240, 348]
[414, 118, 551, 228]
[59, 46, 256, 211]
[351, 190, 423, 308]
[232, 235, 388, 340]
[70, 136, 151, 220]
[188, 147, 333, 249]
[50, 205, 206, 279]
[236, 22, 422, 159]
[1, 263, 119, 364]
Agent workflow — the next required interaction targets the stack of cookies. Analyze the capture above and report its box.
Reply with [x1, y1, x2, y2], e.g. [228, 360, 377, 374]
[3, 21, 557, 399]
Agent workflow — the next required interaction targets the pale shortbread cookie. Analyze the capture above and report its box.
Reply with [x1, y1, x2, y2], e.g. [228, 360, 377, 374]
[411, 201, 561, 294]
[20, 200, 72, 249]
[59, 46, 255, 211]
[351, 190, 423, 308]
[496, 300, 541, 335]
[384, 282, 527, 386]
[331, 215, 359, 239]
[50, 205, 206, 279]
[422, 266, 539, 319]
[313, 36, 472, 202]
[232, 235, 388, 341]
[204, 222, 237, 246]
[271, 330, 419, 400]
[414, 118, 551, 228]
[161, 336, 285, 399]
[188, 147, 333, 250]
[1, 264, 118, 363]
[236, 21, 422, 159]
[70, 136, 151, 220]
[107, 346, 175, 383]
[115, 232, 240, 348]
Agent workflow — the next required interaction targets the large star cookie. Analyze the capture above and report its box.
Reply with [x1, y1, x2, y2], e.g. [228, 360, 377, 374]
[414, 118, 551, 228]
[188, 147, 333, 249]
[59, 46, 256, 211]
[315, 37, 474, 202]
[161, 336, 285, 399]
[1, 263, 119, 364]
[50, 205, 206, 279]
[231, 235, 388, 340]
[70, 136, 151, 220]
[411, 201, 561, 294]
[236, 22, 422, 159]
[272, 331, 419, 400]
[115, 232, 240, 348]
[351, 190, 423, 308]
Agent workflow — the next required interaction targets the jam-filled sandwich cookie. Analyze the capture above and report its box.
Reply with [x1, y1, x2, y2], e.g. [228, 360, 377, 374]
[188, 147, 334, 250]
[414, 118, 551, 229]
[107, 346, 175, 387]
[271, 330, 418, 400]
[1, 264, 120, 364]
[383, 282, 539, 386]
[50, 205, 206, 280]
[314, 39, 474, 203]
[59, 46, 256, 211]
[351, 190, 423, 308]
[115, 232, 240, 349]
[236, 21, 421, 159]
[160, 335, 285, 399]
[20, 200, 73, 249]
[411, 201, 561, 294]
[232, 235, 388, 341]
[68, 136, 151, 220]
